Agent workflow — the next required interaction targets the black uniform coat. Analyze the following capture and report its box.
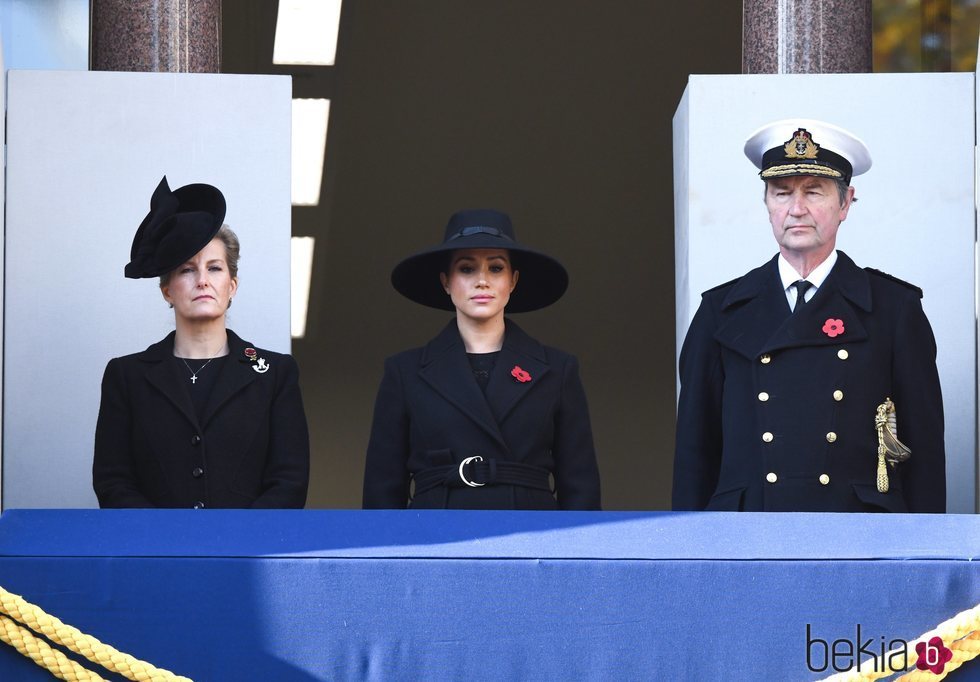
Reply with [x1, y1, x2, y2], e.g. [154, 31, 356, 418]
[93, 330, 309, 508]
[673, 251, 945, 513]
[363, 319, 601, 510]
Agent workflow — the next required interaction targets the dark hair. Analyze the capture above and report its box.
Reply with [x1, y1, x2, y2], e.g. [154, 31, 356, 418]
[442, 248, 516, 274]
[159, 224, 240, 286]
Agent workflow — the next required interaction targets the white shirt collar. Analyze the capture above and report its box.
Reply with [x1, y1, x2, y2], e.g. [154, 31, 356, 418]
[778, 250, 838, 292]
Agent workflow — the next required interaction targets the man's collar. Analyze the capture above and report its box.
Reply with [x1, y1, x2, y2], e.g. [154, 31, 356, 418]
[778, 250, 838, 290]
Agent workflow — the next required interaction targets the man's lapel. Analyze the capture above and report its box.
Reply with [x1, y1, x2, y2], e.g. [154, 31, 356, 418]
[761, 251, 871, 354]
[714, 252, 871, 359]
[714, 256, 791, 360]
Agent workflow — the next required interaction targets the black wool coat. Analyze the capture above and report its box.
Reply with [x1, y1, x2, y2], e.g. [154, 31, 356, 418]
[363, 319, 601, 510]
[93, 330, 309, 508]
[673, 252, 945, 513]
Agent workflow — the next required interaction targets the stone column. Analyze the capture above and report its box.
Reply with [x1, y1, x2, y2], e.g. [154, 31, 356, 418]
[91, 0, 221, 72]
[743, 0, 872, 74]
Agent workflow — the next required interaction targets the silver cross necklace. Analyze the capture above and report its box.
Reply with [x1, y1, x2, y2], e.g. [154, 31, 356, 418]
[178, 344, 225, 384]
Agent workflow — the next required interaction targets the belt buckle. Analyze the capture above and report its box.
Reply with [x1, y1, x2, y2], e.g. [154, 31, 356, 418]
[458, 456, 485, 487]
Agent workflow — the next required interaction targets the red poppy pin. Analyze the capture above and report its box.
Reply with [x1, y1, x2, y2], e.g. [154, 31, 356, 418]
[822, 318, 845, 338]
[243, 347, 270, 373]
[511, 365, 532, 383]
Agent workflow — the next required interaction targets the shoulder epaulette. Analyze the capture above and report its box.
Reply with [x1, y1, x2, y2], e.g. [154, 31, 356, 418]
[864, 267, 923, 298]
[702, 275, 742, 296]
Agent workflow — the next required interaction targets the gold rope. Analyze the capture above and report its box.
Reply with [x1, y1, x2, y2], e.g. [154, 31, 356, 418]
[819, 603, 980, 681]
[2, 580, 976, 682]
[896, 630, 980, 681]
[0, 585, 192, 682]
[0, 614, 106, 681]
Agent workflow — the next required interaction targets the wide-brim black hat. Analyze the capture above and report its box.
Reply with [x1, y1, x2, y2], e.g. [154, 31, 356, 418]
[391, 209, 568, 313]
[124, 176, 226, 279]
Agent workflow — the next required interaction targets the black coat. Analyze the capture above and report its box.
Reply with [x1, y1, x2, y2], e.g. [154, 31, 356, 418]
[673, 252, 945, 513]
[363, 319, 601, 510]
[93, 330, 309, 508]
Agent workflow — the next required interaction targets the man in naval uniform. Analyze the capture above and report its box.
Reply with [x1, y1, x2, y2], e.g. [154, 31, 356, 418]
[672, 119, 945, 513]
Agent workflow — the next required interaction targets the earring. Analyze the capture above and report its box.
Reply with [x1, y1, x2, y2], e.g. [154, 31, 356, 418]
[168, 302, 174, 309]
[228, 299, 233, 309]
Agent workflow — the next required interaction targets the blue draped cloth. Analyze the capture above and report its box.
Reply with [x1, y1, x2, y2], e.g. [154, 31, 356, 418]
[0, 510, 978, 681]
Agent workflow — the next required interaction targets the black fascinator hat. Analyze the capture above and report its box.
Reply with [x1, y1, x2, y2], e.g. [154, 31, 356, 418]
[124, 176, 226, 279]
[391, 209, 568, 313]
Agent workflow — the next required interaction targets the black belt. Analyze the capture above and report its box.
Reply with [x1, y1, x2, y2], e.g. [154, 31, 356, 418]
[413, 456, 552, 497]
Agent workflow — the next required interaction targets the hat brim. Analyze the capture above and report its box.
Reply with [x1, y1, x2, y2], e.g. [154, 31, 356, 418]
[138, 213, 224, 278]
[125, 180, 226, 279]
[759, 162, 843, 181]
[391, 233, 568, 313]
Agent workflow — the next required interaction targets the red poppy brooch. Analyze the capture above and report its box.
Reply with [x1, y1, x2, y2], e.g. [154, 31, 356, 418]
[244, 347, 270, 374]
[511, 365, 532, 383]
[822, 318, 845, 338]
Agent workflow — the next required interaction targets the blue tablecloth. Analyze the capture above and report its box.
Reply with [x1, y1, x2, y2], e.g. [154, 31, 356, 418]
[0, 510, 978, 680]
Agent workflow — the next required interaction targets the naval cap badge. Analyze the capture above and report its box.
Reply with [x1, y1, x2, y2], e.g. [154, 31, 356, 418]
[784, 128, 820, 160]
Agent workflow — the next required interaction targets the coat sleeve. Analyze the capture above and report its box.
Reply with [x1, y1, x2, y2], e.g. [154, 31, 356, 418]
[892, 295, 946, 513]
[672, 297, 725, 510]
[250, 354, 310, 509]
[362, 357, 412, 508]
[552, 354, 601, 510]
[93, 359, 156, 508]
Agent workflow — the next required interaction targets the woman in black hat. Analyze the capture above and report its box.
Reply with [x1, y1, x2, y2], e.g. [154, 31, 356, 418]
[93, 177, 310, 508]
[363, 209, 601, 509]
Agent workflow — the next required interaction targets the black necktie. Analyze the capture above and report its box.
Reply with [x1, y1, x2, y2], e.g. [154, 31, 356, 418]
[792, 280, 812, 313]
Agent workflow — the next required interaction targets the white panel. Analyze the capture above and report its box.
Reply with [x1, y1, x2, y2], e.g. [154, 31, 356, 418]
[0, 0, 88, 70]
[0, 34, 5, 510]
[976, 46, 980, 513]
[4, 71, 292, 509]
[672, 85, 691, 403]
[674, 73, 976, 513]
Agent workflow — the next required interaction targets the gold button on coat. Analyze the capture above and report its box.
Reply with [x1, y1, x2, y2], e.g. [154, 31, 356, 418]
[819, 474, 830, 485]
[766, 472, 778, 483]
[758, 392, 770, 402]
[826, 432, 837, 443]
[762, 432, 774, 443]
[833, 390, 844, 401]
[760, 354, 771, 364]
[837, 349, 849, 360]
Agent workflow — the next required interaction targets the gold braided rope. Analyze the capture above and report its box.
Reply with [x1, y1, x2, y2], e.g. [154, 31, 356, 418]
[896, 631, 980, 682]
[819, 603, 980, 681]
[0, 585, 192, 682]
[0, 614, 106, 681]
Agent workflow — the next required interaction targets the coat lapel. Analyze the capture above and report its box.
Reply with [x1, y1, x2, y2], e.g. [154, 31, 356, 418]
[485, 319, 550, 425]
[714, 256, 791, 360]
[140, 332, 200, 430]
[419, 321, 507, 447]
[715, 252, 872, 359]
[201, 330, 260, 428]
[760, 251, 870, 354]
